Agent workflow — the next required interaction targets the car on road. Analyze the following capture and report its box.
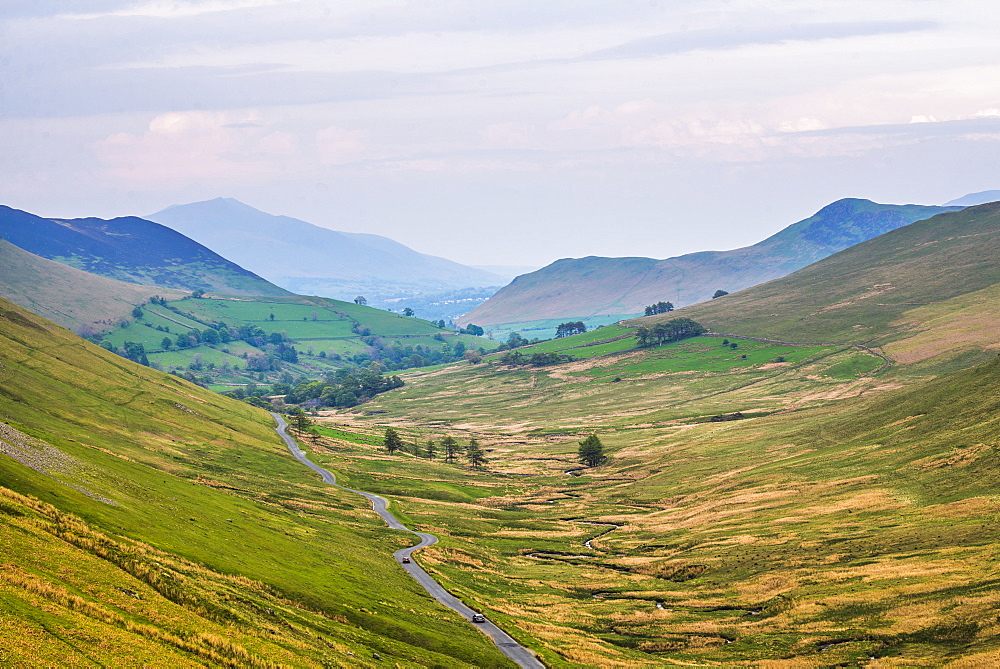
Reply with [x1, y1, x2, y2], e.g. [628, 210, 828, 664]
[401, 556, 411, 563]
[471, 613, 486, 623]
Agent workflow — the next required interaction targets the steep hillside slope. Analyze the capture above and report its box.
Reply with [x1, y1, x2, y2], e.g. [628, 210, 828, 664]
[0, 205, 290, 296]
[0, 297, 510, 666]
[148, 198, 504, 299]
[461, 199, 958, 327]
[0, 239, 186, 334]
[647, 201, 1000, 374]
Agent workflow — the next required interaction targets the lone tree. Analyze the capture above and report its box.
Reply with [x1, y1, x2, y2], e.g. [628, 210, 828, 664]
[292, 407, 311, 433]
[712, 289, 729, 299]
[354, 296, 367, 305]
[383, 427, 404, 454]
[578, 434, 607, 467]
[425, 438, 437, 460]
[402, 307, 415, 317]
[441, 435, 461, 462]
[466, 438, 487, 468]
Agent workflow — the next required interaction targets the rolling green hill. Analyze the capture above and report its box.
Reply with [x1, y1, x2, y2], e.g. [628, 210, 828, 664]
[640, 200, 1000, 375]
[0, 204, 290, 296]
[368, 202, 1000, 434]
[460, 198, 959, 328]
[0, 296, 511, 667]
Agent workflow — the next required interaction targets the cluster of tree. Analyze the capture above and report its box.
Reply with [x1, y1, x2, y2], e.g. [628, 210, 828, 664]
[555, 321, 587, 338]
[383, 429, 488, 468]
[712, 289, 729, 299]
[498, 350, 575, 367]
[643, 301, 674, 316]
[634, 317, 706, 348]
[105, 340, 149, 366]
[719, 338, 739, 350]
[269, 367, 404, 408]
[460, 324, 484, 336]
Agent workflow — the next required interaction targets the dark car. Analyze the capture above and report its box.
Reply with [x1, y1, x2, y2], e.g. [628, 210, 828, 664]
[401, 556, 411, 563]
[471, 614, 486, 623]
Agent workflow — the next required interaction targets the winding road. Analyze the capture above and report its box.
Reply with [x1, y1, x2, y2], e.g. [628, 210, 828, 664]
[270, 412, 544, 669]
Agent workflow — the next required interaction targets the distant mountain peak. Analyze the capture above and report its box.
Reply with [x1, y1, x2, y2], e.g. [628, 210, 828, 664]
[945, 190, 1000, 207]
[147, 199, 504, 299]
[460, 198, 959, 326]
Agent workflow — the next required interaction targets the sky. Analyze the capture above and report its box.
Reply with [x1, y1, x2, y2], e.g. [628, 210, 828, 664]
[2, 0, 999, 268]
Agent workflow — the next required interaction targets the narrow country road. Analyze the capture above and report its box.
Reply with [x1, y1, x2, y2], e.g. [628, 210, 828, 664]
[270, 412, 544, 669]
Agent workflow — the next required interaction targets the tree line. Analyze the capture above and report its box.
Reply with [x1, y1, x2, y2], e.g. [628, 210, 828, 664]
[383, 428, 488, 468]
[555, 321, 587, 338]
[634, 317, 706, 347]
[224, 366, 403, 409]
[643, 301, 674, 316]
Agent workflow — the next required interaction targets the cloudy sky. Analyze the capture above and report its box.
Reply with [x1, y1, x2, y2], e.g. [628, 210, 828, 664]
[2, 1, 999, 267]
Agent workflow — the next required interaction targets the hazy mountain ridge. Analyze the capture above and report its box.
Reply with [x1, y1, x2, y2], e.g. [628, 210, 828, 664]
[460, 198, 960, 327]
[0, 205, 290, 297]
[148, 198, 506, 302]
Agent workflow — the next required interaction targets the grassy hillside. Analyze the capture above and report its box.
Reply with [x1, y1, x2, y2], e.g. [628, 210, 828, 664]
[0, 204, 291, 296]
[355, 332, 884, 433]
[461, 199, 956, 327]
[311, 348, 1000, 666]
[0, 297, 511, 666]
[641, 201, 1000, 375]
[0, 239, 186, 335]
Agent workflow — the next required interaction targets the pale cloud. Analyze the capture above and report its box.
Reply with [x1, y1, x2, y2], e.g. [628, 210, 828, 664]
[94, 110, 276, 184]
[482, 122, 538, 149]
[4, 0, 1000, 265]
[60, 0, 287, 20]
[315, 126, 367, 164]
